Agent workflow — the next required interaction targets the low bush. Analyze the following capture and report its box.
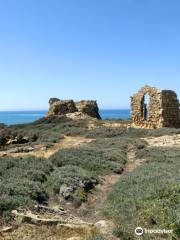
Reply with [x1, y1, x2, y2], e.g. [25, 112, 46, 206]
[0, 156, 52, 218]
[147, 127, 180, 137]
[0, 179, 48, 217]
[0, 179, 48, 203]
[84, 126, 127, 138]
[84, 125, 180, 139]
[0, 155, 53, 180]
[88, 235, 106, 240]
[104, 160, 180, 239]
[46, 165, 97, 194]
[89, 137, 146, 154]
[50, 146, 126, 174]
[49, 136, 146, 176]
[136, 146, 180, 163]
[0, 194, 32, 220]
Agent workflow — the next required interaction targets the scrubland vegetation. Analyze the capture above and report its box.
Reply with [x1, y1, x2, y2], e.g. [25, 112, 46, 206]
[104, 147, 180, 240]
[0, 116, 179, 239]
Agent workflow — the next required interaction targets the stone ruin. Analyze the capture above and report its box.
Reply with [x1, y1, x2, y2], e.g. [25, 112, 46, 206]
[47, 98, 101, 119]
[131, 85, 180, 128]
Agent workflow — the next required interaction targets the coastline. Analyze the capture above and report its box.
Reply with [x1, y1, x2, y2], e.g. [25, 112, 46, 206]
[0, 109, 131, 125]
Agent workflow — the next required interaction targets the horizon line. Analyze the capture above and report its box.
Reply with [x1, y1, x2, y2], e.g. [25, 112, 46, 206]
[0, 108, 131, 112]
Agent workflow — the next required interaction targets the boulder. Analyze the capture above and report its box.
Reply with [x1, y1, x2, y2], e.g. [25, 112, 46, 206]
[75, 100, 101, 119]
[7, 146, 34, 153]
[6, 135, 29, 145]
[79, 178, 98, 192]
[66, 112, 92, 120]
[48, 100, 77, 116]
[60, 184, 74, 200]
[95, 220, 109, 234]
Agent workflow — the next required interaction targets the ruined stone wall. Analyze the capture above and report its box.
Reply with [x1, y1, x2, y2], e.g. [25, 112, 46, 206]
[131, 85, 180, 128]
[47, 98, 101, 119]
[75, 100, 101, 119]
[48, 99, 77, 116]
[161, 90, 180, 127]
[131, 85, 162, 128]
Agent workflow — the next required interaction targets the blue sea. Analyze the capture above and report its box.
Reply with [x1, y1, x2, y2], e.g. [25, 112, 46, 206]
[0, 110, 131, 125]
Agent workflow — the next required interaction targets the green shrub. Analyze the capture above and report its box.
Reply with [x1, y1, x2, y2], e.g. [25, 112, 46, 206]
[84, 125, 180, 139]
[0, 179, 48, 217]
[104, 161, 180, 239]
[147, 128, 180, 137]
[49, 136, 136, 175]
[0, 194, 32, 216]
[0, 116, 76, 147]
[0, 179, 48, 202]
[0, 156, 53, 180]
[0, 155, 51, 218]
[88, 235, 106, 240]
[46, 165, 96, 194]
[136, 147, 180, 163]
[85, 126, 127, 138]
[46, 165, 98, 203]
[50, 147, 125, 174]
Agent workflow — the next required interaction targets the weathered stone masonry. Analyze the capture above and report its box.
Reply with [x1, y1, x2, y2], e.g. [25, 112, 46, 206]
[47, 98, 101, 119]
[131, 85, 180, 128]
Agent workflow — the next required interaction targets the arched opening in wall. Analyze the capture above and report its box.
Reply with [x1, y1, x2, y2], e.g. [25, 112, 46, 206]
[141, 93, 150, 120]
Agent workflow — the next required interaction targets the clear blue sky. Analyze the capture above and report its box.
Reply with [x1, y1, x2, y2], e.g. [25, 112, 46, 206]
[0, 0, 180, 110]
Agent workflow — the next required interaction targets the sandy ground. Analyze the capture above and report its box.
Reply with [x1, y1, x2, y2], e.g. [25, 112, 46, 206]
[143, 134, 180, 147]
[34, 136, 93, 159]
[0, 136, 93, 159]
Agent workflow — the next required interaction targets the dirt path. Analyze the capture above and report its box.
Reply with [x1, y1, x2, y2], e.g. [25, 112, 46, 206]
[125, 144, 145, 173]
[82, 134, 180, 238]
[76, 174, 120, 223]
[34, 136, 93, 158]
[0, 136, 93, 159]
[76, 144, 140, 223]
[70, 144, 143, 239]
[0, 137, 155, 240]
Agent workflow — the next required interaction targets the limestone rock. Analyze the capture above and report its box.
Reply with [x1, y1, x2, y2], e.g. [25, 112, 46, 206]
[75, 100, 101, 119]
[48, 100, 77, 116]
[95, 220, 108, 228]
[60, 184, 74, 200]
[66, 112, 92, 120]
[6, 136, 29, 145]
[7, 146, 34, 153]
[95, 220, 109, 234]
[0, 226, 13, 233]
[49, 97, 60, 105]
[47, 98, 101, 119]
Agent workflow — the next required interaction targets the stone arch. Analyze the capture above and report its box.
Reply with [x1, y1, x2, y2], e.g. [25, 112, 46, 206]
[131, 85, 162, 128]
[141, 93, 150, 120]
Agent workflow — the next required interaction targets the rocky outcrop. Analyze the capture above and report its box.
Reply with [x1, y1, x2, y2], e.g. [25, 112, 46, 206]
[59, 177, 98, 201]
[48, 99, 77, 116]
[48, 98, 101, 119]
[75, 100, 101, 119]
[49, 98, 60, 105]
